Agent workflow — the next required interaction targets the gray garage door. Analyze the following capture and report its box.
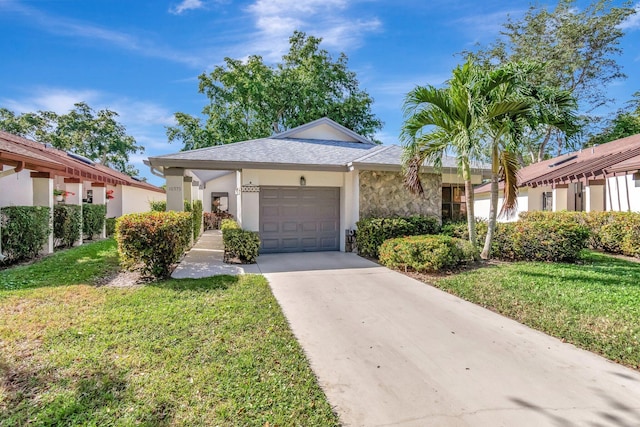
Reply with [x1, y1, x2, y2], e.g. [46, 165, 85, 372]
[259, 186, 340, 253]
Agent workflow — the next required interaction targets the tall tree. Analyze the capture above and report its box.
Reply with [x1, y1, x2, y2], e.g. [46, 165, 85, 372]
[587, 91, 640, 145]
[167, 31, 383, 150]
[468, 0, 636, 164]
[0, 103, 143, 176]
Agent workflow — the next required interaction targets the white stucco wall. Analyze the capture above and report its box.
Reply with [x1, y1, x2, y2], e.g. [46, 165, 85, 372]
[607, 174, 640, 212]
[203, 172, 237, 218]
[473, 190, 528, 222]
[106, 185, 122, 218]
[0, 168, 33, 207]
[121, 186, 166, 215]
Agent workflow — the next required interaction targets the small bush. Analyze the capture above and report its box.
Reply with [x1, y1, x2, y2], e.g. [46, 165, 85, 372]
[0, 206, 50, 264]
[53, 205, 82, 247]
[105, 217, 117, 237]
[204, 212, 234, 230]
[82, 204, 106, 239]
[221, 218, 240, 230]
[223, 228, 260, 264]
[440, 219, 488, 243]
[492, 217, 589, 262]
[192, 199, 203, 240]
[150, 200, 166, 212]
[356, 216, 440, 258]
[379, 235, 471, 272]
[116, 211, 192, 278]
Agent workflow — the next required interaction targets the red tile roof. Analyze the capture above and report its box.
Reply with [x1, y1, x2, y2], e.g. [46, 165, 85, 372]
[475, 133, 640, 193]
[0, 131, 164, 193]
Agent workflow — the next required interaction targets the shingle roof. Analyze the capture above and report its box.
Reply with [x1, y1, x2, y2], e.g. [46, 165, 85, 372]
[474, 133, 640, 194]
[350, 144, 476, 170]
[0, 131, 164, 193]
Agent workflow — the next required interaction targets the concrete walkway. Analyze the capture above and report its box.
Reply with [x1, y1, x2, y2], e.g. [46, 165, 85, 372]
[171, 230, 260, 278]
[260, 252, 640, 427]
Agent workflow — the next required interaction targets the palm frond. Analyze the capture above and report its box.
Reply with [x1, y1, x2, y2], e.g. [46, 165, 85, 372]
[498, 150, 520, 218]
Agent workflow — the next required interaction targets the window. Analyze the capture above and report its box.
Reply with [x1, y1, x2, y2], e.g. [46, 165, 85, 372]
[442, 185, 466, 220]
[542, 192, 553, 211]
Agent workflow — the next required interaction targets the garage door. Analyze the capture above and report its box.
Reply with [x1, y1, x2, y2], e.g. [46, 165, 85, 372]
[259, 186, 340, 253]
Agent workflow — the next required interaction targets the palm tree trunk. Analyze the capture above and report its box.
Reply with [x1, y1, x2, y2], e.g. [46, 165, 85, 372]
[481, 145, 499, 259]
[462, 159, 476, 247]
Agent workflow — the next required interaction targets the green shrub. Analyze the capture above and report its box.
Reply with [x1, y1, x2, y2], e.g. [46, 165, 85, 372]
[53, 205, 82, 248]
[221, 218, 241, 230]
[223, 228, 261, 264]
[356, 216, 440, 258]
[82, 204, 106, 239]
[204, 212, 234, 230]
[116, 211, 192, 278]
[106, 217, 117, 237]
[440, 219, 488, 243]
[192, 199, 203, 240]
[0, 206, 50, 264]
[492, 217, 589, 262]
[379, 235, 471, 272]
[150, 200, 166, 212]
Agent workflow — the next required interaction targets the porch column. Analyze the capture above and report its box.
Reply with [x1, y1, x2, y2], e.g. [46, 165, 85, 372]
[552, 185, 568, 212]
[31, 172, 55, 254]
[235, 171, 242, 227]
[65, 178, 83, 246]
[165, 168, 184, 211]
[183, 176, 193, 205]
[92, 182, 107, 238]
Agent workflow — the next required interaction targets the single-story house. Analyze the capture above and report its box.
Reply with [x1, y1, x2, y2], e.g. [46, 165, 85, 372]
[0, 130, 165, 253]
[474, 133, 640, 220]
[147, 118, 490, 253]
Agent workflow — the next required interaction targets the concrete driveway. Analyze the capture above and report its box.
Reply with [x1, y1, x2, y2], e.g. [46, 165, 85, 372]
[257, 252, 640, 427]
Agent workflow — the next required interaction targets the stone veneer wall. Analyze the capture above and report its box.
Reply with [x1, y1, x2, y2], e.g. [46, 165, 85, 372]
[359, 170, 441, 218]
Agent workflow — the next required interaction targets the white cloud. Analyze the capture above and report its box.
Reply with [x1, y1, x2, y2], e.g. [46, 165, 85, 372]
[169, 0, 205, 15]
[243, 0, 381, 61]
[2, 88, 101, 114]
[619, 3, 640, 30]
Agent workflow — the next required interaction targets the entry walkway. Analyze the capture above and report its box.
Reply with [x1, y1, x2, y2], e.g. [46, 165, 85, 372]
[171, 230, 260, 278]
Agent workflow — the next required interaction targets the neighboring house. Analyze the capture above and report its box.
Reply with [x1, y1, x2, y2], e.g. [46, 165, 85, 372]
[147, 118, 490, 253]
[474, 133, 640, 220]
[0, 131, 165, 253]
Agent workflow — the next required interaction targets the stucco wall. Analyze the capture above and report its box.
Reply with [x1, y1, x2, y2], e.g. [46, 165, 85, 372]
[474, 190, 529, 222]
[0, 168, 33, 207]
[358, 170, 441, 218]
[121, 186, 166, 215]
[203, 172, 237, 218]
[607, 174, 640, 212]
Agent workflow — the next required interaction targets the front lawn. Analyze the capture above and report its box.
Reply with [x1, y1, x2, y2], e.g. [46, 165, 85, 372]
[0, 240, 339, 426]
[427, 251, 640, 369]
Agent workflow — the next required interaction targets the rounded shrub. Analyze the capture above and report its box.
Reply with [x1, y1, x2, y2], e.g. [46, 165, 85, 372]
[379, 235, 470, 273]
[356, 216, 440, 258]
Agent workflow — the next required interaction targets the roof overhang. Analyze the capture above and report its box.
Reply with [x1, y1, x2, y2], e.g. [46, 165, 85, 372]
[148, 157, 350, 173]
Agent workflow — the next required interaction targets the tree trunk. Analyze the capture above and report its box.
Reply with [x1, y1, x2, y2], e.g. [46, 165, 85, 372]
[462, 159, 476, 247]
[481, 145, 500, 260]
[536, 126, 554, 163]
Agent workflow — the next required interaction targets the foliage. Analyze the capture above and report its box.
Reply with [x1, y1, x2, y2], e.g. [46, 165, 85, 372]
[105, 217, 117, 237]
[0, 206, 50, 264]
[432, 251, 640, 368]
[491, 217, 589, 262]
[192, 199, 203, 240]
[0, 239, 120, 291]
[116, 211, 192, 278]
[441, 219, 488, 243]
[82, 203, 107, 240]
[587, 91, 640, 146]
[149, 200, 167, 212]
[204, 212, 234, 230]
[53, 205, 82, 248]
[467, 0, 636, 162]
[0, 274, 339, 425]
[0, 103, 143, 175]
[167, 31, 383, 149]
[222, 222, 260, 264]
[379, 235, 472, 272]
[355, 216, 440, 258]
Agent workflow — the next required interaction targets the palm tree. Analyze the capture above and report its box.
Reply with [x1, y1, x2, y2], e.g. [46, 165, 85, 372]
[402, 59, 527, 248]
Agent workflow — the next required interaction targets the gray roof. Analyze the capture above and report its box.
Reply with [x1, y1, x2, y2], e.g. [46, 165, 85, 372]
[150, 137, 380, 171]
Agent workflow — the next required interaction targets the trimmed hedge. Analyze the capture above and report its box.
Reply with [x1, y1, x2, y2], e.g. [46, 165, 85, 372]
[221, 219, 260, 264]
[53, 205, 82, 248]
[82, 203, 106, 239]
[1, 206, 50, 264]
[356, 216, 440, 258]
[440, 219, 489, 243]
[106, 217, 117, 237]
[116, 211, 192, 278]
[491, 217, 589, 262]
[379, 235, 473, 272]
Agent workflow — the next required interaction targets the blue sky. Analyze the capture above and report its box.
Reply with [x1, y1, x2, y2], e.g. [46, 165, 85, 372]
[1, 0, 639, 186]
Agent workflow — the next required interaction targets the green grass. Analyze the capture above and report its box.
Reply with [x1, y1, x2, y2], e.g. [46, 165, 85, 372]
[430, 251, 640, 369]
[0, 240, 339, 426]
